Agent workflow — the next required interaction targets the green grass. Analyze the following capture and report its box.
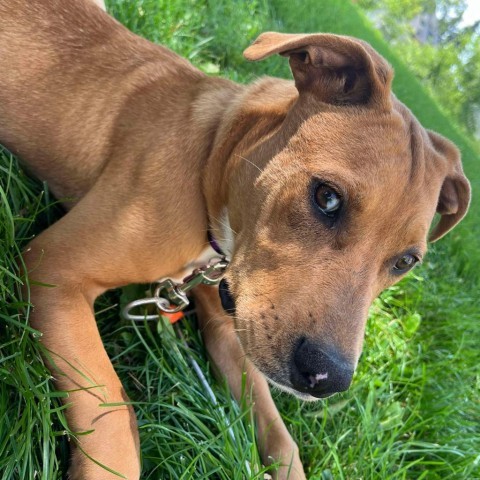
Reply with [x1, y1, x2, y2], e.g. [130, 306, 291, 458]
[1, 0, 479, 479]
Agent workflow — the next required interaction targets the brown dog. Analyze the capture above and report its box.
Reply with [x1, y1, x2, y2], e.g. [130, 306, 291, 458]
[0, 0, 471, 478]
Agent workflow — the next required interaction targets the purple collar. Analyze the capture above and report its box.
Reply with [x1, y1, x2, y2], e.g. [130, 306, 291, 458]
[208, 229, 224, 256]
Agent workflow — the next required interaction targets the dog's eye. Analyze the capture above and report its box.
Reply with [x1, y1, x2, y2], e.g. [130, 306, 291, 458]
[314, 184, 342, 216]
[393, 254, 418, 273]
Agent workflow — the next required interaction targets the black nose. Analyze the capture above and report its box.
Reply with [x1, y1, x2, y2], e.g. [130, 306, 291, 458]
[291, 338, 354, 398]
[219, 278, 236, 314]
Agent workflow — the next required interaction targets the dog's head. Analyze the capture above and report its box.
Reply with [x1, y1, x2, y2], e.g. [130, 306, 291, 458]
[207, 33, 470, 400]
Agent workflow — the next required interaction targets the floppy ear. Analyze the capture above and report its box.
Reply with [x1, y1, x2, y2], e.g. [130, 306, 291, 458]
[428, 131, 471, 242]
[244, 32, 393, 107]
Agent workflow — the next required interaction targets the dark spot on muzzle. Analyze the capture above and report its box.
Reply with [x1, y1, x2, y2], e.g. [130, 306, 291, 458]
[219, 278, 236, 315]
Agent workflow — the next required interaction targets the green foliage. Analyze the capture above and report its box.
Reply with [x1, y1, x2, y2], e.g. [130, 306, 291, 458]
[0, 0, 479, 479]
[108, 0, 278, 80]
[357, 0, 425, 38]
[0, 150, 69, 479]
[357, 0, 480, 138]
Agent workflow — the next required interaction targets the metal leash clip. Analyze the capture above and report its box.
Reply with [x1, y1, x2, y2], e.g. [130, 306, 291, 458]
[122, 257, 229, 321]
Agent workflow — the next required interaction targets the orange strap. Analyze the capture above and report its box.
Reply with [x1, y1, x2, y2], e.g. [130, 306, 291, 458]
[161, 310, 185, 324]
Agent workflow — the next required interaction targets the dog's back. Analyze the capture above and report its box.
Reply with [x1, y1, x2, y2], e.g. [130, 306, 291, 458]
[0, 0, 202, 200]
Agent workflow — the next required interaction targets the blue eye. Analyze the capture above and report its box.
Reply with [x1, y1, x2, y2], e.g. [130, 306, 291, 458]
[314, 183, 342, 216]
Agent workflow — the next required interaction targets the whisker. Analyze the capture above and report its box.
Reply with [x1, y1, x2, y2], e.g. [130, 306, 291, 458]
[209, 214, 238, 235]
[236, 352, 249, 362]
[235, 154, 263, 173]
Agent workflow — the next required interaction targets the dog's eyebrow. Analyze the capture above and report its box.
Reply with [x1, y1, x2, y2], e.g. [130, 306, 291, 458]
[310, 169, 357, 192]
[407, 118, 425, 184]
[406, 245, 425, 258]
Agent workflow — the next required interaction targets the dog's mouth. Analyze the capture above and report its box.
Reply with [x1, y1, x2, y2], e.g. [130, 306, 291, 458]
[260, 357, 348, 401]
[264, 374, 334, 401]
[219, 278, 236, 315]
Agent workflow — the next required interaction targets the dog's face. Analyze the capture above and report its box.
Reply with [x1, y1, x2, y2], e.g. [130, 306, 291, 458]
[214, 33, 470, 400]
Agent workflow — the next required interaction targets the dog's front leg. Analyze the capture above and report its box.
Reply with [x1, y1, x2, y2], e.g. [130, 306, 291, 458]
[21, 189, 153, 479]
[24, 241, 140, 480]
[194, 285, 306, 480]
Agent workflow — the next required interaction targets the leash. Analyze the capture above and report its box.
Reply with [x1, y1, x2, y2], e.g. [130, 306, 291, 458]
[123, 226, 228, 322]
[122, 256, 229, 322]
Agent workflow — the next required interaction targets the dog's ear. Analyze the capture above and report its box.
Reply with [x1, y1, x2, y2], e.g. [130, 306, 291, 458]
[428, 131, 471, 242]
[244, 32, 393, 107]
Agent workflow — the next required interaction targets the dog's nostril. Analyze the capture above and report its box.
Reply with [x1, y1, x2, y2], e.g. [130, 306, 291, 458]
[219, 278, 236, 314]
[291, 338, 353, 396]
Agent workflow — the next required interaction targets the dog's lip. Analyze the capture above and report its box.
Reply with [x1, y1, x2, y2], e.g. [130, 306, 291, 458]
[288, 376, 339, 399]
[264, 374, 331, 401]
[289, 383, 335, 399]
[308, 391, 334, 399]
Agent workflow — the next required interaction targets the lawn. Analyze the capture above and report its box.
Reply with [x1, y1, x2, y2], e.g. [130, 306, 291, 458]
[0, 0, 479, 479]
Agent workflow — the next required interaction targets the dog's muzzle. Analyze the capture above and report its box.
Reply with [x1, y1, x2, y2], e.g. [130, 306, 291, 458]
[219, 278, 236, 314]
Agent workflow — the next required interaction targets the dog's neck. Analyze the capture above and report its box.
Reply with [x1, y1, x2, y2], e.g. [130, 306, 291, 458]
[196, 76, 298, 255]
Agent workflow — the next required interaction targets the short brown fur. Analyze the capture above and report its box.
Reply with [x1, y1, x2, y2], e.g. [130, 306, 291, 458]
[0, 1, 470, 479]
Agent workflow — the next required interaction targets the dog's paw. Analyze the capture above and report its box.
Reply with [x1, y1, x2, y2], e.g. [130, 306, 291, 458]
[68, 446, 140, 480]
[66, 399, 140, 480]
[269, 461, 307, 480]
[263, 444, 307, 480]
